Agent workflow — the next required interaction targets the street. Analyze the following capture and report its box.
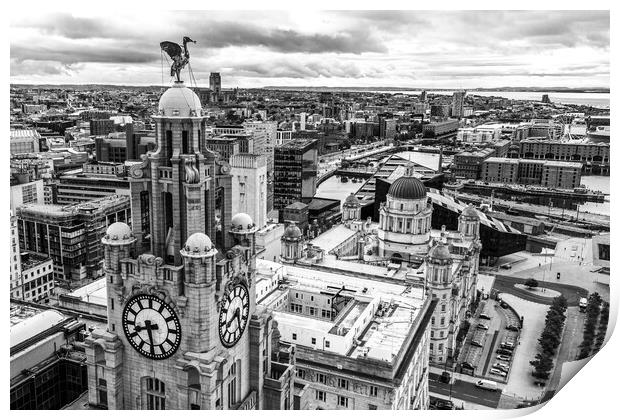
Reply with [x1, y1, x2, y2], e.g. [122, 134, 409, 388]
[428, 373, 502, 408]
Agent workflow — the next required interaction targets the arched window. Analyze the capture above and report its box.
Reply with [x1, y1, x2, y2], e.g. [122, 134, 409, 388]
[144, 377, 166, 410]
[94, 344, 108, 408]
[187, 367, 201, 409]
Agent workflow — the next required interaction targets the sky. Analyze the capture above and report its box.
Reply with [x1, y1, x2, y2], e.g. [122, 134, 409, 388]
[9, 10, 610, 89]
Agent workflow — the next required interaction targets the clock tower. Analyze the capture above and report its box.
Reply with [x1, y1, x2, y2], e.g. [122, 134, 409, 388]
[83, 81, 295, 410]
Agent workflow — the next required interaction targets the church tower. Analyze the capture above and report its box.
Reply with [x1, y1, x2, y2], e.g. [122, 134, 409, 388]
[83, 75, 293, 410]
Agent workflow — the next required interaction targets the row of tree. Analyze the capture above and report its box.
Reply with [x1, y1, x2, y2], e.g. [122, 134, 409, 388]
[577, 293, 606, 359]
[530, 295, 568, 380]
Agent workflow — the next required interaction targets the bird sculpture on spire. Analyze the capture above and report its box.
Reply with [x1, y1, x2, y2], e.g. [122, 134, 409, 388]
[160, 36, 196, 83]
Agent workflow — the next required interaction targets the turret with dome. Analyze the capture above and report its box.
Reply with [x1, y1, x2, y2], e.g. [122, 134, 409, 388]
[377, 163, 433, 263]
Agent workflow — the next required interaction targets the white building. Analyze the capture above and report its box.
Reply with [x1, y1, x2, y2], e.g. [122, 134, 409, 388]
[230, 154, 268, 229]
[10, 129, 41, 155]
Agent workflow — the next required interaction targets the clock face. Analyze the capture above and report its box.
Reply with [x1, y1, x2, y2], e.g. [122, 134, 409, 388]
[218, 284, 250, 347]
[122, 294, 182, 360]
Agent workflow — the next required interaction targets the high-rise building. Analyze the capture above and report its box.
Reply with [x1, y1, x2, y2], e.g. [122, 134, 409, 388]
[380, 118, 397, 140]
[82, 82, 295, 410]
[230, 154, 268, 229]
[209, 72, 222, 94]
[451, 90, 466, 118]
[299, 112, 307, 131]
[89, 119, 116, 136]
[273, 139, 318, 210]
[16, 194, 131, 287]
[125, 123, 156, 161]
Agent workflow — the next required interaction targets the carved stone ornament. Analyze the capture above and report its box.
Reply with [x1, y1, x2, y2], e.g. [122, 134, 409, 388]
[184, 156, 200, 183]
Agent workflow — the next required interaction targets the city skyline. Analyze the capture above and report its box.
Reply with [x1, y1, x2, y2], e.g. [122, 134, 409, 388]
[10, 10, 610, 89]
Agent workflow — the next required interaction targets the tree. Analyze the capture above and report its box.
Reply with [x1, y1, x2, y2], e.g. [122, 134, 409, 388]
[525, 278, 539, 289]
[530, 352, 553, 380]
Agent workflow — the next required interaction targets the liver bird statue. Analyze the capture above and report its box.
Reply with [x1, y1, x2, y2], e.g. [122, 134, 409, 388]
[160, 36, 196, 83]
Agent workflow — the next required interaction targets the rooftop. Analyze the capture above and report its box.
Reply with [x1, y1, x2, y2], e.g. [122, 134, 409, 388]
[308, 225, 357, 253]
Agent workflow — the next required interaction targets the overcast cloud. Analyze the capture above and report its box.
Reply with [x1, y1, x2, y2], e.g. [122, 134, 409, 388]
[9, 10, 609, 88]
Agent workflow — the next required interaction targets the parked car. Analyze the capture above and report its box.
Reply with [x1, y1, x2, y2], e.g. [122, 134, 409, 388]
[496, 354, 511, 362]
[500, 263, 512, 269]
[506, 324, 520, 332]
[500, 342, 515, 350]
[493, 362, 510, 372]
[477, 323, 489, 330]
[489, 368, 507, 377]
[479, 313, 492, 320]
[500, 301, 510, 309]
[497, 348, 513, 356]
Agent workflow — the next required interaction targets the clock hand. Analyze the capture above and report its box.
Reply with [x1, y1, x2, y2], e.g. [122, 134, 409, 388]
[145, 320, 155, 353]
[227, 308, 240, 328]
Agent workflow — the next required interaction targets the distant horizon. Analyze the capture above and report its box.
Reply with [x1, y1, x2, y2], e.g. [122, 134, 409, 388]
[10, 11, 609, 88]
[9, 82, 611, 93]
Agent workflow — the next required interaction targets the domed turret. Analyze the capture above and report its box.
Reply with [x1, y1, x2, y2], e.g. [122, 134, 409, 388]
[158, 82, 202, 118]
[428, 242, 452, 261]
[102, 222, 135, 246]
[283, 223, 303, 241]
[461, 205, 479, 219]
[230, 213, 255, 231]
[344, 193, 360, 207]
[181, 232, 216, 258]
[388, 176, 427, 200]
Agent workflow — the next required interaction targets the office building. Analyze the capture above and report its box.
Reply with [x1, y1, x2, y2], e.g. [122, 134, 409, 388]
[273, 139, 318, 210]
[89, 119, 116, 136]
[10, 177, 45, 212]
[11, 129, 41, 155]
[125, 124, 156, 161]
[16, 194, 131, 287]
[255, 260, 434, 410]
[230, 154, 268, 229]
[10, 303, 90, 409]
[56, 162, 129, 204]
[10, 213, 23, 300]
[452, 148, 496, 179]
[422, 120, 459, 138]
[95, 136, 127, 163]
[380, 118, 397, 140]
[13, 252, 54, 303]
[480, 158, 583, 189]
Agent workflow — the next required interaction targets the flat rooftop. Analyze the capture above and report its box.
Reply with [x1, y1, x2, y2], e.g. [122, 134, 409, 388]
[309, 225, 357, 253]
[259, 261, 427, 363]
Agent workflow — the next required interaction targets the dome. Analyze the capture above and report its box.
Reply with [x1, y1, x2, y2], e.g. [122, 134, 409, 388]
[182, 232, 214, 257]
[344, 193, 360, 207]
[158, 82, 202, 118]
[102, 222, 135, 245]
[388, 176, 427, 200]
[231, 213, 254, 230]
[461, 205, 479, 218]
[283, 223, 302, 240]
[429, 242, 452, 260]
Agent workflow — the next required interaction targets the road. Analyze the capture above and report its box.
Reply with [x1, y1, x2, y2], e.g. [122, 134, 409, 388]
[428, 373, 501, 408]
[494, 275, 588, 306]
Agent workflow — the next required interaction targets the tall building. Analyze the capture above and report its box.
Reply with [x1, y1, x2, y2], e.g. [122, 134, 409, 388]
[125, 124, 156, 161]
[451, 90, 466, 118]
[273, 139, 318, 210]
[10, 213, 22, 300]
[89, 119, 116, 136]
[209, 72, 222, 95]
[299, 112, 307, 131]
[95, 136, 127, 162]
[230, 154, 268, 229]
[82, 81, 295, 410]
[380, 118, 397, 140]
[16, 194, 131, 287]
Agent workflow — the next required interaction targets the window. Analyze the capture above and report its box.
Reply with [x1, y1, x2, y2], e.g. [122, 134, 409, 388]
[325, 341, 330, 348]
[369, 404, 377, 410]
[369, 386, 378, 397]
[315, 390, 326, 402]
[431, 317, 435, 325]
[317, 373, 327, 384]
[440, 317, 445, 326]
[227, 362, 238, 407]
[430, 331, 434, 338]
[311, 338, 316, 345]
[297, 369, 306, 379]
[292, 333, 297, 340]
[338, 379, 349, 390]
[145, 378, 166, 410]
[338, 396, 349, 408]
[308, 307, 317, 316]
[441, 304, 446, 312]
